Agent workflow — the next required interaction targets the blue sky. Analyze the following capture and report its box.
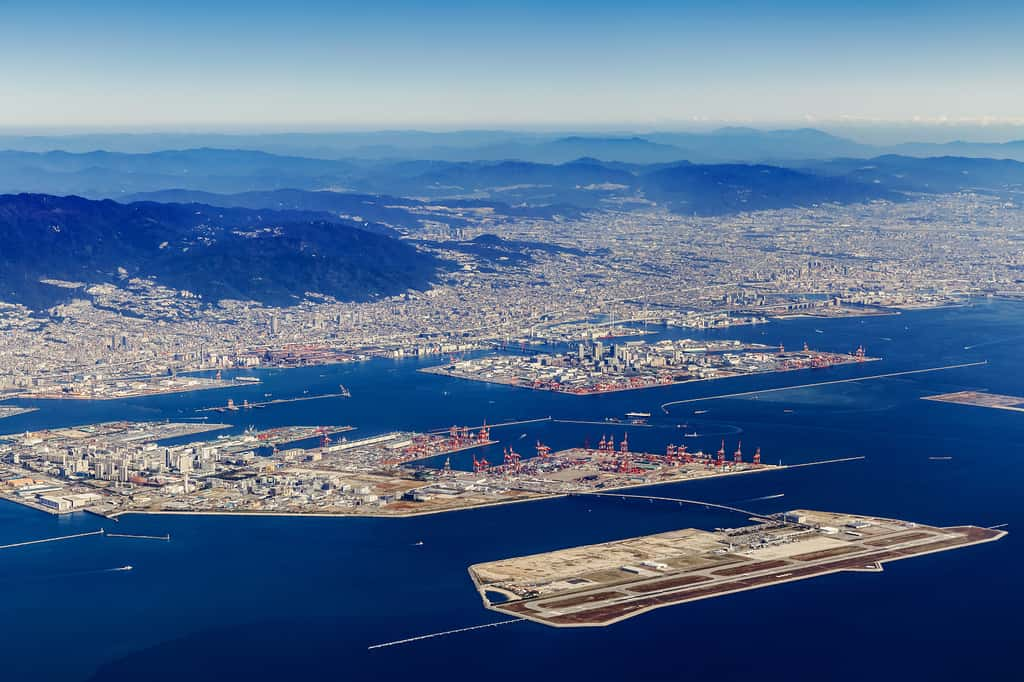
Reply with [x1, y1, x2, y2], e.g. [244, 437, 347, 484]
[1, 0, 1022, 130]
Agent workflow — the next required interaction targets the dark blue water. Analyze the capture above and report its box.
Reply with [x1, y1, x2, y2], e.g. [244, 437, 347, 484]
[2, 300, 1022, 681]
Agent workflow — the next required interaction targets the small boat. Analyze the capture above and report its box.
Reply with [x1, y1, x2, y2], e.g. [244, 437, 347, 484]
[783, 409, 794, 413]
[412, 541, 424, 547]
[929, 456, 953, 461]
[684, 432, 699, 438]
[693, 409, 708, 415]
[814, 329, 824, 334]
[339, 384, 351, 398]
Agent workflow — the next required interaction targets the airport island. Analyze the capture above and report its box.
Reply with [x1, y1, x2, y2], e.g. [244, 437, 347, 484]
[423, 338, 876, 395]
[469, 510, 1007, 627]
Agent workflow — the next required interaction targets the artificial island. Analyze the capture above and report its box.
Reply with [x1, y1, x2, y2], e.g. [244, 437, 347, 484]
[423, 338, 876, 394]
[469, 509, 1006, 627]
[1, 418, 794, 518]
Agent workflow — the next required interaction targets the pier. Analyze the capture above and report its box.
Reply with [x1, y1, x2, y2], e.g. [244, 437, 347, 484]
[106, 532, 170, 541]
[0, 529, 104, 551]
[553, 419, 652, 428]
[661, 361, 988, 412]
[428, 416, 552, 434]
[197, 391, 352, 413]
[368, 618, 525, 650]
[571, 491, 769, 519]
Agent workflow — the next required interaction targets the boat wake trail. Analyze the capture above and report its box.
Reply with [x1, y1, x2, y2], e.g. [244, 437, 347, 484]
[4, 566, 133, 583]
[368, 618, 524, 650]
[736, 493, 785, 503]
[964, 335, 1024, 350]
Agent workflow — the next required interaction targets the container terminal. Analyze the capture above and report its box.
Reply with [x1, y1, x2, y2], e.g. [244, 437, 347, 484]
[0, 417, 793, 517]
[469, 510, 1006, 627]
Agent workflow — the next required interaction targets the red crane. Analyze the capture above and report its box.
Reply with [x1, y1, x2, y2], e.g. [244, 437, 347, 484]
[733, 440, 743, 465]
[503, 448, 521, 472]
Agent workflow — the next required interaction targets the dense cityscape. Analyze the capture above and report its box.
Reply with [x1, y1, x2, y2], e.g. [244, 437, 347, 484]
[1, 193, 1019, 398]
[3, 1, 1023, 679]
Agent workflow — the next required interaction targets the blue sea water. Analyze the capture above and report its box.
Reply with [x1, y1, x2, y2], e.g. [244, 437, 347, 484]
[1, 300, 1022, 681]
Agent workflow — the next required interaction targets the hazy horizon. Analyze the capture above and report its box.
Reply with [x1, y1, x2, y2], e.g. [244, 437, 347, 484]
[0, 121, 1022, 148]
[3, 1, 1022, 134]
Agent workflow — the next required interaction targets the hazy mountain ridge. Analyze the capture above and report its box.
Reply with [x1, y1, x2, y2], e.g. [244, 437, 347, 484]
[4, 128, 1023, 163]
[3, 149, 1022, 219]
[799, 155, 1024, 193]
[0, 194, 448, 309]
[639, 163, 902, 215]
[123, 188, 585, 226]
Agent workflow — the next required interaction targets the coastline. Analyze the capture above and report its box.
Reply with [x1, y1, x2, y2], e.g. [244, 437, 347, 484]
[421, 356, 882, 397]
[103, 457, 864, 521]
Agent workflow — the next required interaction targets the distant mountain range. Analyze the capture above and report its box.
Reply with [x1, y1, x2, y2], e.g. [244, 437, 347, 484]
[798, 155, 1024, 193]
[0, 194, 448, 309]
[639, 163, 901, 214]
[3, 128, 1024, 163]
[2, 150, 1022, 224]
[122, 188, 582, 231]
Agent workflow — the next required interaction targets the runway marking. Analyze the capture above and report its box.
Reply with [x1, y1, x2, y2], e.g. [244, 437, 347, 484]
[661, 361, 987, 412]
[368, 618, 525, 650]
[0, 529, 104, 551]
